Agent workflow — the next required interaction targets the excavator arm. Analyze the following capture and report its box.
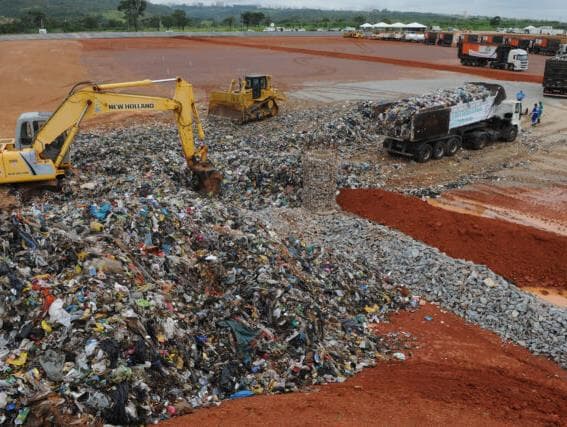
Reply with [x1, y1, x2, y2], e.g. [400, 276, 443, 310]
[35, 78, 206, 168]
[1, 78, 221, 193]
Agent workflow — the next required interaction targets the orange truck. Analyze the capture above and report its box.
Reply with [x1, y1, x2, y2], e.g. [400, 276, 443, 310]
[531, 37, 563, 55]
[458, 41, 528, 71]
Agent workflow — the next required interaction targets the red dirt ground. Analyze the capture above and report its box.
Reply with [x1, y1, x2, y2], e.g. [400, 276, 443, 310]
[337, 189, 567, 290]
[162, 303, 567, 427]
[77, 37, 447, 93]
[224, 36, 548, 75]
[188, 36, 544, 84]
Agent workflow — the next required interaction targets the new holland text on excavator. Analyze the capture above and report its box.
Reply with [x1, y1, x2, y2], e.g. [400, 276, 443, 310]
[0, 77, 222, 193]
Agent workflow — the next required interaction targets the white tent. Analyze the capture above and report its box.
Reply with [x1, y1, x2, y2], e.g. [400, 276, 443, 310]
[360, 23, 373, 29]
[406, 22, 427, 29]
[390, 22, 405, 28]
[373, 22, 390, 28]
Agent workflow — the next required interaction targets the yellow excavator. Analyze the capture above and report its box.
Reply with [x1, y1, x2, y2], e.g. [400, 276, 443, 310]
[0, 77, 222, 193]
[208, 75, 285, 124]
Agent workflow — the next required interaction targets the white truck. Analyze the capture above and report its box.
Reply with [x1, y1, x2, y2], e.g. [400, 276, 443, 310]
[381, 83, 522, 163]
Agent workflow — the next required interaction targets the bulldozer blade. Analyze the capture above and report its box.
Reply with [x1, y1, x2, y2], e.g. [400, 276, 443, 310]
[190, 163, 223, 195]
[208, 102, 244, 122]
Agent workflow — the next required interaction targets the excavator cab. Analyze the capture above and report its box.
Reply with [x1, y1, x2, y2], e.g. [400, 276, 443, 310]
[15, 113, 68, 162]
[15, 113, 51, 149]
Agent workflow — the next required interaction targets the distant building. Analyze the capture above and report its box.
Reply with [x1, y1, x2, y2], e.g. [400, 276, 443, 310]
[523, 25, 566, 35]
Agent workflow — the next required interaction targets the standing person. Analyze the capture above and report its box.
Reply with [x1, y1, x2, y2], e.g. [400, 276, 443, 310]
[531, 103, 539, 127]
[537, 101, 544, 124]
[516, 90, 526, 115]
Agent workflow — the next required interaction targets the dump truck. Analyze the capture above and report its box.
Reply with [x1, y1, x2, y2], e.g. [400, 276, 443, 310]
[531, 37, 563, 55]
[543, 55, 567, 97]
[437, 32, 458, 47]
[208, 75, 285, 124]
[458, 42, 528, 71]
[424, 31, 439, 45]
[506, 36, 533, 51]
[380, 83, 521, 163]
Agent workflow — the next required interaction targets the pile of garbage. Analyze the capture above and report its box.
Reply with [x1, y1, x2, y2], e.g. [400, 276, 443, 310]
[0, 127, 411, 424]
[375, 84, 493, 139]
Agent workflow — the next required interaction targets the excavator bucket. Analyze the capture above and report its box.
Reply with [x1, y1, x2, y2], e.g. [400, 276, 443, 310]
[190, 163, 223, 195]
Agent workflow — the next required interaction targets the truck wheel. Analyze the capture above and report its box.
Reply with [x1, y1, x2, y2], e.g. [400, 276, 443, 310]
[471, 133, 488, 150]
[445, 137, 461, 156]
[431, 141, 445, 159]
[415, 144, 433, 163]
[504, 126, 518, 142]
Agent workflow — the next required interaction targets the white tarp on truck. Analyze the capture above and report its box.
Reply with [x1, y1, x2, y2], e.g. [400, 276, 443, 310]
[449, 96, 496, 129]
[467, 45, 498, 59]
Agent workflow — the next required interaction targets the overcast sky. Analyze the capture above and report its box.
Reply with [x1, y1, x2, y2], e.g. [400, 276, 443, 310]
[151, 0, 567, 21]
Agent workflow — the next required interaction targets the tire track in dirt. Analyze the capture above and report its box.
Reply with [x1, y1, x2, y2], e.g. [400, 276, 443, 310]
[187, 37, 543, 84]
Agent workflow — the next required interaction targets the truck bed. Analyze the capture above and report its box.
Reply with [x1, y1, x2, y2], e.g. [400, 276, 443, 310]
[543, 59, 567, 96]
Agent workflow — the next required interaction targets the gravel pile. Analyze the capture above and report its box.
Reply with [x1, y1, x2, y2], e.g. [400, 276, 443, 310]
[260, 209, 567, 368]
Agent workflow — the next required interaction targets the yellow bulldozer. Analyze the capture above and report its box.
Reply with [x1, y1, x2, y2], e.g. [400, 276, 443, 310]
[208, 75, 285, 124]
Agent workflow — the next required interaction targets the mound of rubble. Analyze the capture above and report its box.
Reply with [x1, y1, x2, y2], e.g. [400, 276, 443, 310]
[0, 127, 411, 424]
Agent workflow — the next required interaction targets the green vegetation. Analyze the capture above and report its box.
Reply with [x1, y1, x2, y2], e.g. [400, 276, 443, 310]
[0, 1, 565, 35]
[117, 0, 147, 31]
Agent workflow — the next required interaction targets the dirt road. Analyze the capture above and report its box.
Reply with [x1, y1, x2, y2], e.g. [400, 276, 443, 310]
[162, 304, 567, 427]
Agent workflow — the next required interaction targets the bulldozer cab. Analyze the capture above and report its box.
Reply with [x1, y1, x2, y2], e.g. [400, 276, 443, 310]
[245, 75, 267, 99]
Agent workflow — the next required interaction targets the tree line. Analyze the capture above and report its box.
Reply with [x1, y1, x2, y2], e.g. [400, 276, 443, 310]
[0, 0, 273, 33]
[0, 0, 565, 34]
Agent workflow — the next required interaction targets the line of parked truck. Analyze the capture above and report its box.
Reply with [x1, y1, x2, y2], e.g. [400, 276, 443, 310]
[346, 30, 567, 57]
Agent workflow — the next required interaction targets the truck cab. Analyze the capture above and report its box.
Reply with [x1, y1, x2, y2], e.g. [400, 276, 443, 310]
[495, 47, 529, 71]
[495, 100, 522, 136]
[507, 49, 529, 71]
